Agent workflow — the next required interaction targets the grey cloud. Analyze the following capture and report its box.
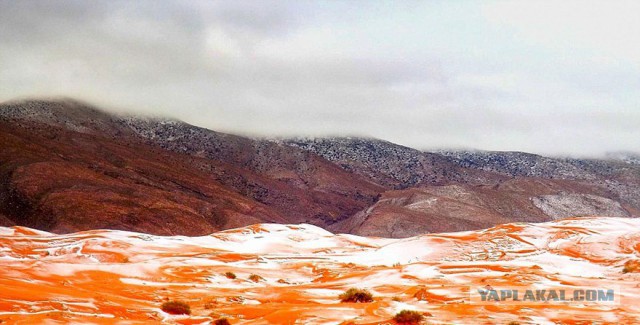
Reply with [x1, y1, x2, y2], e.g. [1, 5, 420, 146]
[0, 0, 638, 157]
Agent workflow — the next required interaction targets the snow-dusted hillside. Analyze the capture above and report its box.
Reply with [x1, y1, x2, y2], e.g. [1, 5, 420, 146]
[2, 99, 639, 238]
[606, 152, 640, 166]
[438, 150, 593, 180]
[282, 137, 503, 189]
[1, 217, 640, 324]
[438, 149, 640, 212]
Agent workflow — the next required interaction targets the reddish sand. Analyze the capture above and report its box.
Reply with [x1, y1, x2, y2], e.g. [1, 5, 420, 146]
[1, 217, 640, 324]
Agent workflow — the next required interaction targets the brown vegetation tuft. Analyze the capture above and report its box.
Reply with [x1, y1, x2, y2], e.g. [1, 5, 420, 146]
[393, 310, 423, 324]
[339, 288, 373, 303]
[214, 318, 231, 325]
[160, 300, 190, 315]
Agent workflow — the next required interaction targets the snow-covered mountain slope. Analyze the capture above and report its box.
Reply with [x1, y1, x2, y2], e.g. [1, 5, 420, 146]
[284, 137, 640, 236]
[438, 150, 640, 216]
[282, 137, 505, 188]
[437, 150, 596, 180]
[1, 217, 639, 324]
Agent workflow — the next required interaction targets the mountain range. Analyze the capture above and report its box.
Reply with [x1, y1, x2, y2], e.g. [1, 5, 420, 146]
[1, 99, 638, 237]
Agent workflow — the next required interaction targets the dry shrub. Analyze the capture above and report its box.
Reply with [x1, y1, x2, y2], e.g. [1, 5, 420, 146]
[339, 288, 373, 303]
[161, 300, 190, 315]
[214, 318, 231, 325]
[393, 310, 423, 324]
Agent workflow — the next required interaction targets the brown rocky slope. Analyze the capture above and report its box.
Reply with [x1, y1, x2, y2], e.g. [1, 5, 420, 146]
[1, 99, 638, 237]
[0, 99, 381, 235]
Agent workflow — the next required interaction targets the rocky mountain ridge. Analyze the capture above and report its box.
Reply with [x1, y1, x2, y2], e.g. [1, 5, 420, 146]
[1, 98, 638, 237]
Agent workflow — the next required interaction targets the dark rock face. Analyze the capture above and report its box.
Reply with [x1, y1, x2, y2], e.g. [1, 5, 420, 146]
[1, 99, 638, 237]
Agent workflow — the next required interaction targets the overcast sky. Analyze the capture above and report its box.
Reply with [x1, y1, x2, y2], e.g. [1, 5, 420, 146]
[1, 0, 639, 156]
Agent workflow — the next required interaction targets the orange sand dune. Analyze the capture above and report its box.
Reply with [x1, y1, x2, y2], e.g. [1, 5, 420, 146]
[1, 217, 640, 324]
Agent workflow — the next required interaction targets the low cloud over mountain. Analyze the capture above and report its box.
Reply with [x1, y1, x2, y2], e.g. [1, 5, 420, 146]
[1, 99, 638, 237]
